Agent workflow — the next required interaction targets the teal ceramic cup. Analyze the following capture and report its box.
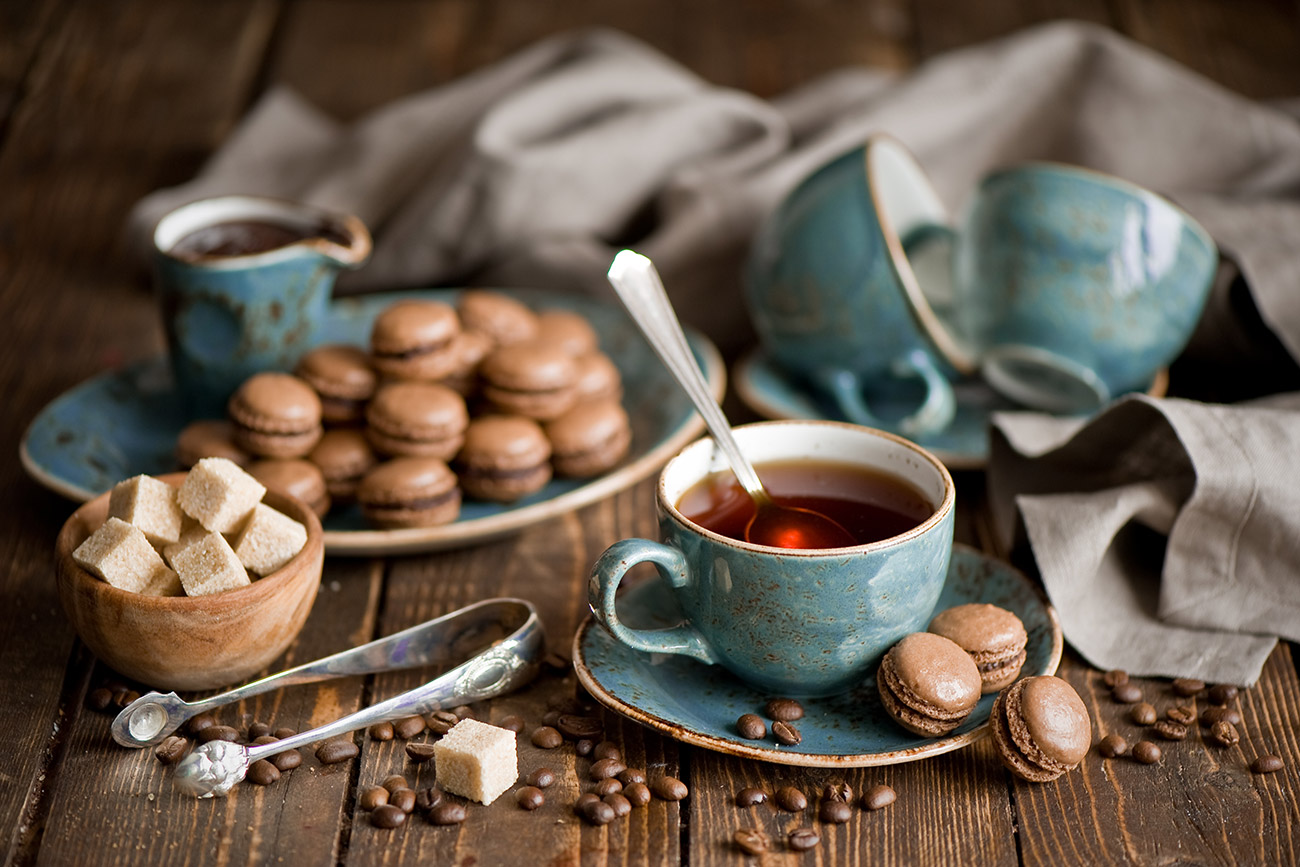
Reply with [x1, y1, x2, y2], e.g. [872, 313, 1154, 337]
[153, 196, 372, 417]
[745, 136, 977, 438]
[587, 420, 955, 697]
[945, 164, 1218, 413]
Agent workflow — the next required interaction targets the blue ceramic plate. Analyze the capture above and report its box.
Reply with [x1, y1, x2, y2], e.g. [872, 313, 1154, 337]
[21, 289, 724, 556]
[733, 349, 1166, 470]
[574, 544, 1062, 767]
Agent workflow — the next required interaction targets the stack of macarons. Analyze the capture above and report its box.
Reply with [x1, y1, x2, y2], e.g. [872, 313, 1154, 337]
[173, 290, 634, 529]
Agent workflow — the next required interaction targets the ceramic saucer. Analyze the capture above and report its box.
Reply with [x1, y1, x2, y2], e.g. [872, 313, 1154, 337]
[573, 544, 1062, 768]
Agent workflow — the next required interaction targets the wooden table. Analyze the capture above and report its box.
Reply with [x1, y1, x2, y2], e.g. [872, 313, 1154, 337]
[4, 2, 1299, 864]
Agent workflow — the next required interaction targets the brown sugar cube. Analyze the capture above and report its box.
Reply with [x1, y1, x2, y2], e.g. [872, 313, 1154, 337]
[232, 503, 307, 576]
[73, 517, 180, 595]
[108, 474, 185, 547]
[177, 457, 266, 534]
[170, 530, 251, 596]
[431, 719, 517, 805]
[162, 525, 208, 570]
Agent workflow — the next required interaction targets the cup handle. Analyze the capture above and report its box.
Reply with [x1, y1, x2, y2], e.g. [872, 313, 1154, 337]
[814, 349, 955, 438]
[587, 539, 719, 665]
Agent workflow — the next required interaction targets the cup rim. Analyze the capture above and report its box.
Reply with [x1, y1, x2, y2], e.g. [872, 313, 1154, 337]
[656, 419, 955, 556]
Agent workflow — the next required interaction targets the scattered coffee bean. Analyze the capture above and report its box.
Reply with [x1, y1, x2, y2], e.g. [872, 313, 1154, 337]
[273, 727, 297, 740]
[86, 687, 114, 712]
[590, 758, 626, 781]
[272, 749, 302, 772]
[765, 697, 805, 721]
[316, 739, 359, 764]
[733, 828, 770, 856]
[246, 759, 280, 786]
[652, 776, 689, 801]
[116, 690, 141, 708]
[531, 726, 563, 749]
[822, 782, 853, 803]
[359, 786, 389, 810]
[517, 786, 545, 810]
[427, 710, 460, 736]
[200, 725, 240, 744]
[574, 739, 594, 757]
[1098, 734, 1129, 758]
[1112, 683, 1143, 704]
[604, 793, 632, 817]
[252, 735, 279, 746]
[186, 713, 216, 736]
[1167, 706, 1197, 726]
[1208, 684, 1239, 706]
[154, 736, 189, 765]
[1201, 706, 1242, 728]
[406, 742, 437, 764]
[818, 800, 851, 824]
[1132, 741, 1162, 764]
[618, 768, 646, 786]
[1172, 677, 1205, 697]
[1209, 720, 1241, 747]
[787, 828, 820, 851]
[557, 714, 604, 741]
[382, 774, 409, 793]
[390, 788, 417, 814]
[429, 801, 467, 825]
[574, 792, 601, 814]
[1102, 669, 1129, 688]
[394, 715, 426, 739]
[528, 767, 557, 788]
[1153, 719, 1189, 741]
[368, 722, 395, 741]
[541, 710, 562, 727]
[593, 741, 622, 762]
[594, 778, 623, 797]
[624, 782, 651, 807]
[415, 787, 443, 814]
[248, 721, 272, 740]
[772, 720, 802, 746]
[736, 787, 768, 807]
[775, 786, 807, 812]
[861, 784, 896, 811]
[370, 804, 406, 829]
[581, 799, 616, 826]
[499, 715, 525, 733]
[1251, 755, 1283, 774]
[1130, 703, 1158, 725]
[736, 714, 766, 740]
[452, 705, 474, 720]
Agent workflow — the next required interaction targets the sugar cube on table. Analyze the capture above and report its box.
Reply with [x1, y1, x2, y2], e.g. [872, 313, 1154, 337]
[433, 718, 518, 805]
[72, 517, 178, 594]
[170, 531, 251, 597]
[233, 503, 307, 576]
[108, 474, 184, 547]
[178, 457, 266, 534]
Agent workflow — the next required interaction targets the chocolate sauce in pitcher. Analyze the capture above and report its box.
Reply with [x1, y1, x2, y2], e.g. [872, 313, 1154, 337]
[169, 219, 350, 260]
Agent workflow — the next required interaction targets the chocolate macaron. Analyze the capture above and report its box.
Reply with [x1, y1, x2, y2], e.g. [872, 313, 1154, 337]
[365, 381, 469, 460]
[228, 372, 324, 458]
[457, 289, 539, 347]
[990, 675, 1091, 782]
[928, 603, 1028, 694]
[572, 352, 623, 404]
[877, 632, 982, 737]
[357, 456, 461, 528]
[457, 415, 553, 502]
[535, 309, 599, 357]
[370, 299, 462, 381]
[294, 343, 377, 424]
[544, 399, 631, 478]
[308, 428, 379, 501]
[175, 419, 250, 468]
[480, 339, 580, 421]
[247, 458, 331, 519]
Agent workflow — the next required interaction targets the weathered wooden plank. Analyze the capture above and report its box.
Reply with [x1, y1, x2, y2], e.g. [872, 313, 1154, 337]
[911, 0, 1113, 58]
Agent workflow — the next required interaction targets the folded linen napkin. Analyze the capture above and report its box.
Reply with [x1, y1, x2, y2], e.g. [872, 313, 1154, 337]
[131, 21, 1300, 682]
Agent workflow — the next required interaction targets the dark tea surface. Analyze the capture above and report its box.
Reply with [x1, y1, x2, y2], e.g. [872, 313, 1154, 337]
[170, 219, 349, 260]
[676, 460, 933, 547]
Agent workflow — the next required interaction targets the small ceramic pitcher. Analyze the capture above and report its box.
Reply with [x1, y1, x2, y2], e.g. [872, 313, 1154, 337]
[153, 196, 372, 416]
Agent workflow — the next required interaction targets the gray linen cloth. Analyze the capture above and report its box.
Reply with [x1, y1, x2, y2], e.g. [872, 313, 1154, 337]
[131, 21, 1300, 684]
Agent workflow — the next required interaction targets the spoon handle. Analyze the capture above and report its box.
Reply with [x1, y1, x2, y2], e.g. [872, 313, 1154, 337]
[606, 250, 767, 502]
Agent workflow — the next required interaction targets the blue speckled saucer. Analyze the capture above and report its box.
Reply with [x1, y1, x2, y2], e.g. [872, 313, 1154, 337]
[574, 544, 1062, 767]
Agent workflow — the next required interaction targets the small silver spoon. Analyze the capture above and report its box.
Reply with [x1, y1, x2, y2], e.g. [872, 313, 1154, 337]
[606, 250, 856, 549]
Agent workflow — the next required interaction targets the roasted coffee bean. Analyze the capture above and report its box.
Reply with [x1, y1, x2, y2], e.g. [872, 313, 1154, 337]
[200, 725, 240, 744]
[252, 735, 279, 747]
[390, 788, 417, 814]
[581, 799, 616, 825]
[115, 690, 141, 708]
[772, 720, 802, 746]
[368, 722, 395, 741]
[531, 726, 563, 749]
[1153, 719, 1189, 741]
[736, 787, 768, 807]
[273, 727, 297, 740]
[247, 760, 280, 786]
[818, 800, 851, 824]
[1102, 669, 1129, 688]
[604, 793, 632, 818]
[594, 778, 623, 797]
[378, 774, 405, 793]
[775, 786, 807, 812]
[734, 828, 770, 856]
[574, 792, 601, 814]
[1167, 706, 1197, 726]
[429, 801, 467, 825]
[359, 786, 389, 810]
[574, 739, 594, 757]
[154, 736, 189, 765]
[499, 715, 525, 733]
[394, 715, 426, 739]
[427, 710, 460, 736]
[517, 786, 545, 810]
[1132, 741, 1162, 764]
[652, 776, 688, 801]
[589, 758, 626, 781]
[1112, 683, 1143, 704]
[1201, 706, 1242, 727]
[1209, 721, 1241, 746]
[765, 697, 805, 721]
[557, 714, 604, 741]
[452, 705, 474, 720]
[272, 749, 302, 772]
[822, 782, 853, 803]
[248, 721, 272, 740]
[1098, 734, 1129, 758]
[87, 688, 114, 712]
[618, 767, 646, 786]
[1251, 755, 1283, 774]
[315, 739, 359, 764]
[1208, 684, 1239, 706]
[406, 742, 437, 764]
[736, 714, 766, 740]
[186, 713, 216, 735]
[624, 782, 651, 807]
[1130, 702, 1158, 725]
[415, 787, 443, 813]
[541, 710, 562, 727]
[593, 741, 621, 762]
[861, 784, 896, 811]
[527, 766, 556, 788]
[1172, 677, 1205, 697]
[370, 804, 406, 829]
[787, 828, 820, 851]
